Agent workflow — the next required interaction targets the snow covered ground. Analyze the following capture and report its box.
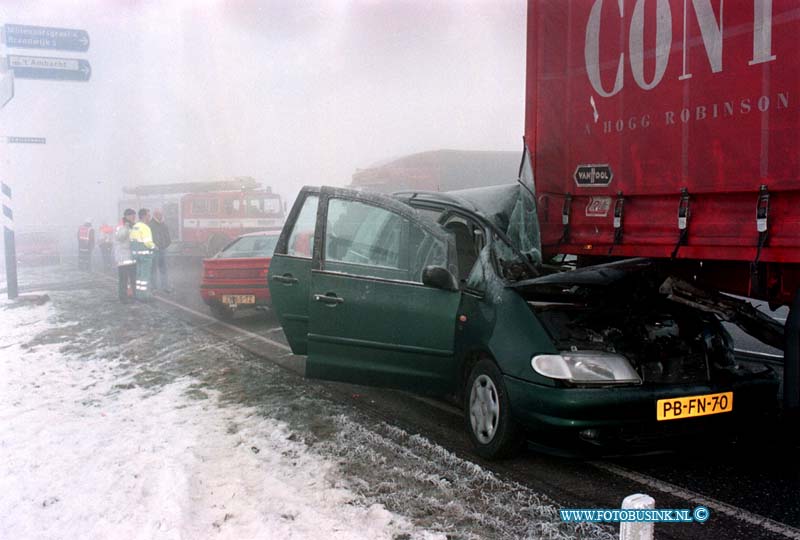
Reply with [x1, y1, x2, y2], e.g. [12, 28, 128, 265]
[0, 268, 613, 539]
[0, 299, 437, 539]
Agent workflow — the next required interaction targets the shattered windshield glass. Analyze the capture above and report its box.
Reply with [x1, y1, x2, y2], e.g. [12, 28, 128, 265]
[490, 148, 541, 282]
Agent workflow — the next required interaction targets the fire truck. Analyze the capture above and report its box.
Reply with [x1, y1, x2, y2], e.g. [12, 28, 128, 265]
[118, 177, 286, 256]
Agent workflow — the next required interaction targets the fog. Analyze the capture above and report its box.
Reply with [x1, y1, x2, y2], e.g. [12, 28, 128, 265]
[2, 0, 525, 235]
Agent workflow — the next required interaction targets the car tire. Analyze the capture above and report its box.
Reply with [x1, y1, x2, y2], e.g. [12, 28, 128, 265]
[210, 304, 233, 321]
[464, 357, 522, 460]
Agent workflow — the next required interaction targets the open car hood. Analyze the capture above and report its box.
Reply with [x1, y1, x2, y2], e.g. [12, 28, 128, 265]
[510, 258, 655, 300]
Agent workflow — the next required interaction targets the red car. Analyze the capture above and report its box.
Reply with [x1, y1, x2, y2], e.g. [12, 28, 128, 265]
[200, 231, 279, 319]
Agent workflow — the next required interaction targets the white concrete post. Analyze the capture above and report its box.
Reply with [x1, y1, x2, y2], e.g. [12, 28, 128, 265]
[620, 493, 655, 540]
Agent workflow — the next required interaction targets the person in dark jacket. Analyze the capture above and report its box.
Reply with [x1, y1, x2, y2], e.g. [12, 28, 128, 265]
[150, 208, 172, 291]
[98, 223, 115, 272]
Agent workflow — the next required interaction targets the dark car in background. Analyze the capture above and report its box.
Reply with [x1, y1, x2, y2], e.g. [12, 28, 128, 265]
[201, 231, 279, 319]
[268, 183, 778, 459]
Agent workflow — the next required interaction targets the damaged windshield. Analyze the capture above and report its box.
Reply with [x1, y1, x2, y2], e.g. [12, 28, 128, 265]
[488, 148, 542, 282]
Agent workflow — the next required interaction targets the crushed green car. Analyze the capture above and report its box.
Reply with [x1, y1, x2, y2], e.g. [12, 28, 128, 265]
[268, 179, 778, 459]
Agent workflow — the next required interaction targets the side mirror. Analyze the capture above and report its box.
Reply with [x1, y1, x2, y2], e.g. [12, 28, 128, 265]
[422, 265, 458, 291]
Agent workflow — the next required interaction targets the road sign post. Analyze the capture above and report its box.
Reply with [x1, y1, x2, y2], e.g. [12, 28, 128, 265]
[2, 182, 18, 299]
[3, 24, 90, 52]
[7, 55, 91, 82]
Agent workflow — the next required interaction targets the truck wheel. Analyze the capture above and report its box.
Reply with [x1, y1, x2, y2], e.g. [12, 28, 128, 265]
[465, 358, 522, 460]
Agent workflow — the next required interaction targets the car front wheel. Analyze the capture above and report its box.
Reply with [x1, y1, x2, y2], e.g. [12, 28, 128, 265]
[465, 358, 521, 460]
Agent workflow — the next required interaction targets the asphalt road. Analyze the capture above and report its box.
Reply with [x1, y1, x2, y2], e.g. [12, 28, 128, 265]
[45, 257, 800, 539]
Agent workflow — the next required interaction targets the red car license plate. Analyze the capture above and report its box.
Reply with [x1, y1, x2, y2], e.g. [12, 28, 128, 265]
[222, 294, 256, 306]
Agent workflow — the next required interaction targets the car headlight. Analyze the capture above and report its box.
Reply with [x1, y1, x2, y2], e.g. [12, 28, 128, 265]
[531, 351, 641, 384]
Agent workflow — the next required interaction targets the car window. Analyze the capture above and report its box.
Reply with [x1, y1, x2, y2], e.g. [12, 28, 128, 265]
[443, 214, 485, 287]
[191, 198, 218, 216]
[217, 235, 278, 258]
[415, 207, 444, 224]
[326, 199, 403, 269]
[286, 195, 319, 258]
[246, 198, 262, 216]
[324, 198, 447, 282]
[263, 197, 282, 215]
[465, 245, 491, 292]
[223, 199, 235, 216]
[505, 149, 542, 267]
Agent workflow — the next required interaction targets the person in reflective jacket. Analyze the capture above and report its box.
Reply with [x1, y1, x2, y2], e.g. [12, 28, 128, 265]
[115, 209, 137, 303]
[130, 208, 155, 301]
[77, 219, 95, 271]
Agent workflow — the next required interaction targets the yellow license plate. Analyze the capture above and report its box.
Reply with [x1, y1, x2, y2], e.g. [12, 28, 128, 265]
[657, 391, 733, 421]
[222, 294, 255, 305]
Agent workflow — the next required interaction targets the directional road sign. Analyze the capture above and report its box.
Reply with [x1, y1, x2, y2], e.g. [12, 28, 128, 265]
[3, 24, 90, 52]
[7, 55, 91, 82]
[6, 136, 46, 144]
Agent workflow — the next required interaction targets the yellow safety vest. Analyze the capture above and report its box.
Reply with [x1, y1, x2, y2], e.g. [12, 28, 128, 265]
[130, 222, 155, 249]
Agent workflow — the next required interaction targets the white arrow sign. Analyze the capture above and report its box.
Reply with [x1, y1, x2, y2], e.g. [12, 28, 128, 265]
[8, 55, 80, 71]
[7, 54, 91, 82]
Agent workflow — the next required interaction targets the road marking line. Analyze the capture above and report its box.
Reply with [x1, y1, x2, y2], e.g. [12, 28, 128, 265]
[153, 294, 292, 352]
[410, 395, 462, 416]
[156, 288, 457, 416]
[94, 272, 291, 352]
[590, 461, 800, 539]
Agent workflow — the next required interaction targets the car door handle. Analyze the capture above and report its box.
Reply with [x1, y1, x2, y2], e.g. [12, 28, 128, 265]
[313, 293, 344, 306]
[272, 274, 299, 285]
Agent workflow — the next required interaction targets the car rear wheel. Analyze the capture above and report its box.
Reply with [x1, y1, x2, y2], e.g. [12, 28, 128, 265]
[210, 304, 233, 321]
[465, 358, 522, 460]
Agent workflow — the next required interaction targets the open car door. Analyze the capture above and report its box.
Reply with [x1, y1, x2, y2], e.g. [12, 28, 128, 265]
[306, 187, 462, 395]
[268, 187, 319, 354]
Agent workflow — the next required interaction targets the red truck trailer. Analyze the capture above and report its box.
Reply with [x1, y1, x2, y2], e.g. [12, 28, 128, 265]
[350, 150, 520, 193]
[528, 0, 799, 303]
[526, 0, 799, 410]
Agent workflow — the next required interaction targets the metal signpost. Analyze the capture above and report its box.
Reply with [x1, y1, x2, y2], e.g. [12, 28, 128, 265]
[0, 23, 91, 299]
[0, 23, 92, 101]
[2, 182, 17, 299]
[3, 24, 90, 52]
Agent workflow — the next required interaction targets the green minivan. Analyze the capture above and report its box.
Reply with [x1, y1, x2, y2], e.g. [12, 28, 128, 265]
[268, 179, 778, 458]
